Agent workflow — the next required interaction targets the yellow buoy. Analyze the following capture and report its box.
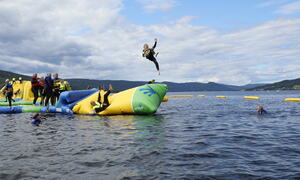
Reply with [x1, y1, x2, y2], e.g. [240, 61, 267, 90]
[162, 96, 169, 102]
[244, 96, 260, 100]
[170, 95, 194, 97]
[198, 95, 205, 97]
[284, 98, 300, 102]
[216, 96, 227, 98]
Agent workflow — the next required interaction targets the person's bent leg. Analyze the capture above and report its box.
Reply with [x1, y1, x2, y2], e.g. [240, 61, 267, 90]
[103, 90, 111, 106]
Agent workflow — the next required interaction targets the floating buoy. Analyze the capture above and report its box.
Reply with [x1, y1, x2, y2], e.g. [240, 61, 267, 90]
[170, 95, 194, 97]
[284, 98, 300, 102]
[216, 96, 227, 98]
[198, 95, 205, 97]
[162, 96, 169, 102]
[244, 96, 260, 100]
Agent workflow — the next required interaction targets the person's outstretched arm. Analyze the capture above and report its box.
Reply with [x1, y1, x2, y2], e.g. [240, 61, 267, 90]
[152, 38, 157, 49]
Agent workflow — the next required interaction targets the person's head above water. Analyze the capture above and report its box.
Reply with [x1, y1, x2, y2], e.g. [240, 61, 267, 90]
[5, 79, 9, 83]
[257, 105, 264, 111]
[47, 73, 51, 77]
[32, 113, 40, 119]
[32, 73, 37, 78]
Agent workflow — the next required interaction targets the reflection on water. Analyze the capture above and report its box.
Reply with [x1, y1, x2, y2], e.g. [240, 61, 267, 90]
[73, 114, 165, 138]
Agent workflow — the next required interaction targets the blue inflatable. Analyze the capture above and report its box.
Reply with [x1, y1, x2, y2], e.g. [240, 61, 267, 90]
[56, 89, 97, 108]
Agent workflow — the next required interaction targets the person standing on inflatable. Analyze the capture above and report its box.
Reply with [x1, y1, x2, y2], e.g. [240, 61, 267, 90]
[31, 73, 40, 105]
[4, 79, 14, 107]
[142, 38, 160, 75]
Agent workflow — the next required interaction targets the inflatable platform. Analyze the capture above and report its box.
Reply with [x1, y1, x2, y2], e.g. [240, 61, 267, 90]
[0, 83, 168, 115]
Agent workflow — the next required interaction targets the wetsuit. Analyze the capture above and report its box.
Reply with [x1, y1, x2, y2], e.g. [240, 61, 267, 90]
[38, 78, 45, 105]
[52, 78, 61, 104]
[31, 77, 40, 105]
[258, 109, 267, 115]
[143, 41, 160, 71]
[31, 118, 41, 126]
[44, 76, 54, 106]
[5, 83, 13, 107]
[93, 90, 111, 113]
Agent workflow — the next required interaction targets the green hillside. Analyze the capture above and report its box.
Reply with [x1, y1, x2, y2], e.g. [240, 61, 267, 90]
[247, 78, 300, 91]
[0, 69, 265, 92]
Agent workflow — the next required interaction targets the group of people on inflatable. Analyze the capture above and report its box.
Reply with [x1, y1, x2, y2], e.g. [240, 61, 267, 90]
[30, 73, 71, 106]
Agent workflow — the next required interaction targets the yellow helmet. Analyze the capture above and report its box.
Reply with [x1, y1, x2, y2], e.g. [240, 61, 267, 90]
[12, 78, 16, 81]
[19, 77, 22, 80]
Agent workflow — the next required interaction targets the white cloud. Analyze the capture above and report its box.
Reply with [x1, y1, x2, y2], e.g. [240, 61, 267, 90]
[258, 0, 290, 8]
[137, 0, 177, 11]
[1, 0, 300, 85]
[277, 0, 300, 14]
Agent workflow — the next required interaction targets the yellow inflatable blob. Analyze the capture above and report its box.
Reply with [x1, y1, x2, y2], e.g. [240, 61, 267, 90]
[22, 81, 41, 101]
[73, 84, 167, 116]
[198, 95, 205, 97]
[73, 90, 112, 114]
[244, 96, 260, 100]
[284, 98, 300, 102]
[12, 81, 26, 99]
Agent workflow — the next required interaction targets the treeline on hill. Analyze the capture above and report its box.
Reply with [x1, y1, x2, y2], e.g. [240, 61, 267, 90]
[0, 69, 268, 92]
[0, 70, 30, 86]
[247, 78, 300, 91]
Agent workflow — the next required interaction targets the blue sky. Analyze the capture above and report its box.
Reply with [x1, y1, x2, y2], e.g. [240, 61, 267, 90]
[122, 0, 299, 32]
[1, 0, 300, 85]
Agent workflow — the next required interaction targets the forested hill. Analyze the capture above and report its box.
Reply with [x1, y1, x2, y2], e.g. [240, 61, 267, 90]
[247, 78, 300, 91]
[0, 69, 265, 92]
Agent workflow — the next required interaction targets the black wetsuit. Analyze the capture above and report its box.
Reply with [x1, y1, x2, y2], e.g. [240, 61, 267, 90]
[5, 83, 13, 107]
[94, 90, 111, 113]
[143, 41, 160, 71]
[52, 78, 61, 105]
[31, 77, 39, 105]
[258, 109, 267, 115]
[44, 76, 54, 106]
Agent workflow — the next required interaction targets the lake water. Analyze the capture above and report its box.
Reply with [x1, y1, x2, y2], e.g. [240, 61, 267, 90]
[0, 91, 300, 180]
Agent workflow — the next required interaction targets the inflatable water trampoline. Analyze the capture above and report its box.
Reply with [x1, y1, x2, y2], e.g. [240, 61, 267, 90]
[0, 83, 168, 115]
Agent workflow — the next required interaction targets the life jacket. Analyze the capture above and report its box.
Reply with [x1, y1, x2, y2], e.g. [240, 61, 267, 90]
[143, 48, 154, 58]
[59, 81, 67, 91]
[31, 78, 39, 87]
[5, 83, 13, 93]
[53, 78, 61, 89]
[39, 79, 44, 88]
[93, 102, 103, 110]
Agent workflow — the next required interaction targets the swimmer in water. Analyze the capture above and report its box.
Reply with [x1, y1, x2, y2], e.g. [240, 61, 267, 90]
[257, 105, 267, 115]
[31, 113, 44, 126]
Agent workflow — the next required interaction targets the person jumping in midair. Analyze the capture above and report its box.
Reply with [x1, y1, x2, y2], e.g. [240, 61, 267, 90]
[142, 38, 160, 75]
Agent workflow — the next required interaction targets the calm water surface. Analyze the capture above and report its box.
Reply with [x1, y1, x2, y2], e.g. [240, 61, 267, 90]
[0, 91, 300, 180]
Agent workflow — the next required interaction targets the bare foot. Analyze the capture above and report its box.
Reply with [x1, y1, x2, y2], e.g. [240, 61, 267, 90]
[109, 84, 113, 91]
